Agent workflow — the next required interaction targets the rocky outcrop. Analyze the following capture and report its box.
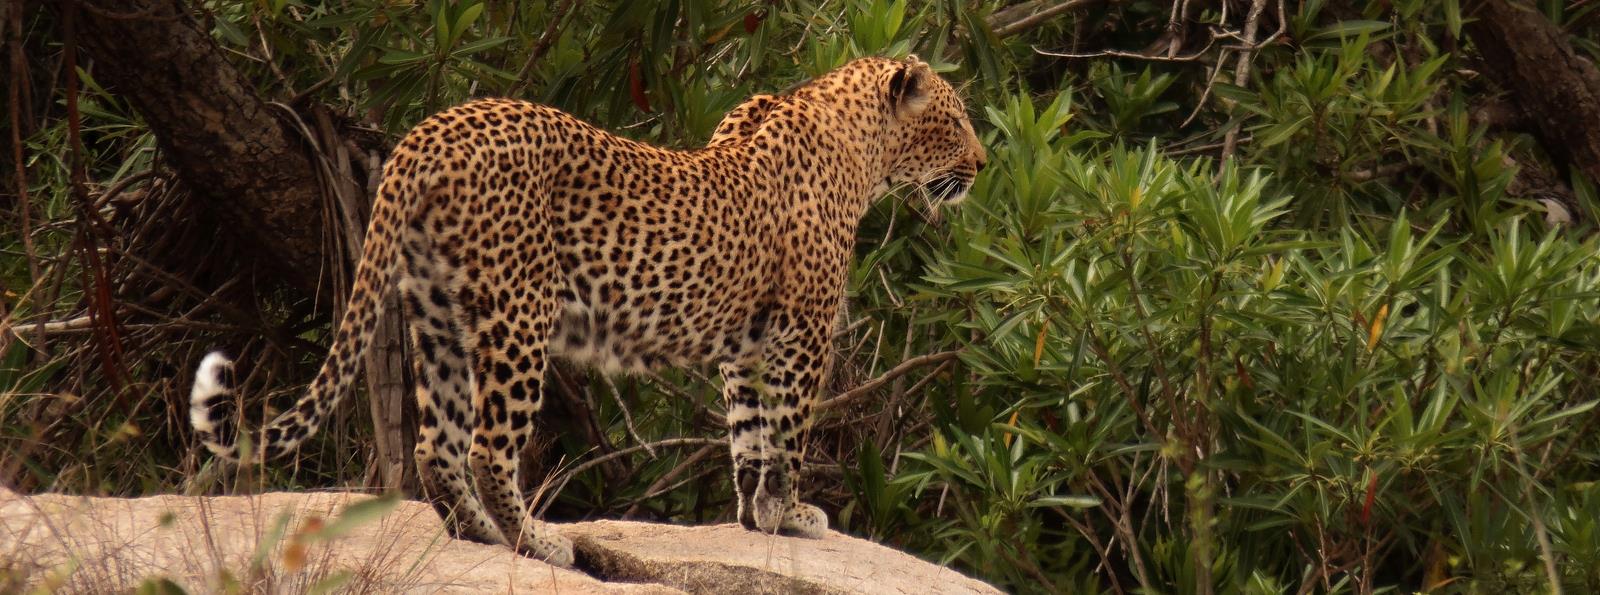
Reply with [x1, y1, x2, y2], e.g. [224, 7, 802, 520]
[0, 490, 999, 594]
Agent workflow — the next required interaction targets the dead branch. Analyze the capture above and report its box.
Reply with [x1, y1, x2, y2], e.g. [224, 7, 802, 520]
[91, 171, 161, 209]
[603, 375, 655, 458]
[16, 316, 245, 336]
[1166, 136, 1252, 157]
[819, 349, 964, 414]
[8, 0, 43, 357]
[535, 437, 724, 518]
[621, 442, 721, 519]
[1220, 0, 1273, 165]
[1033, 37, 1216, 62]
[510, 0, 578, 94]
[990, 0, 1101, 39]
[1344, 163, 1412, 183]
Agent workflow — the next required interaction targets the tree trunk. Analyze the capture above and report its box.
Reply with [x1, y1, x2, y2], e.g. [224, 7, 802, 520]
[1467, 0, 1600, 186]
[67, 0, 329, 293]
[314, 108, 416, 496]
[62, 0, 418, 493]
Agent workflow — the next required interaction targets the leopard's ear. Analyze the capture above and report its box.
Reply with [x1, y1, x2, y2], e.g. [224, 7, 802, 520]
[886, 55, 933, 117]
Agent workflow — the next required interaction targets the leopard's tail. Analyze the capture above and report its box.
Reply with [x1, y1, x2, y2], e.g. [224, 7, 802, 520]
[190, 151, 421, 464]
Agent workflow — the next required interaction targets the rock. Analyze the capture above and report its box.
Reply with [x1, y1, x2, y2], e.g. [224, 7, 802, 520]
[565, 520, 999, 595]
[0, 489, 661, 594]
[0, 490, 999, 594]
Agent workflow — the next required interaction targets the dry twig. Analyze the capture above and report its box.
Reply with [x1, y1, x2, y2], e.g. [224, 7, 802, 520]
[991, 0, 1100, 38]
[621, 443, 721, 519]
[535, 437, 723, 517]
[1220, 0, 1283, 165]
[819, 349, 963, 414]
[1034, 38, 1216, 62]
[510, 0, 578, 95]
[8, 0, 44, 356]
[603, 375, 655, 458]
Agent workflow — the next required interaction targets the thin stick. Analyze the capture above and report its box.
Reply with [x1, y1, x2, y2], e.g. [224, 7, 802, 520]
[8, 0, 44, 357]
[1034, 38, 1215, 62]
[875, 308, 920, 440]
[1166, 136, 1251, 157]
[991, 0, 1099, 39]
[832, 315, 871, 339]
[1181, 48, 1229, 128]
[1509, 427, 1564, 594]
[603, 375, 655, 458]
[1220, 0, 1271, 166]
[819, 349, 963, 414]
[621, 443, 720, 519]
[65, 1, 129, 390]
[509, 0, 577, 95]
[91, 170, 160, 209]
[17, 316, 244, 336]
[535, 438, 723, 517]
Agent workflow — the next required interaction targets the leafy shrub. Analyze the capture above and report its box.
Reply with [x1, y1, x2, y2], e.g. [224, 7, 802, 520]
[904, 87, 1600, 592]
[5, 1, 1599, 592]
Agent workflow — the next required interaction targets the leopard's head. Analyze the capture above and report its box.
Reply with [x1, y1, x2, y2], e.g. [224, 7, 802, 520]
[872, 55, 987, 206]
[745, 56, 987, 207]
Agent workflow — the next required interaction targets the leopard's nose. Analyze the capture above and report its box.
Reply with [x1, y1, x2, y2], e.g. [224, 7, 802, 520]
[975, 153, 988, 173]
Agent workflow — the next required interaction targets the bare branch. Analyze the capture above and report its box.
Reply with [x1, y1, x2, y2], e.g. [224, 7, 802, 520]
[622, 443, 721, 519]
[1220, 0, 1271, 166]
[990, 0, 1101, 39]
[510, 0, 578, 95]
[819, 349, 964, 414]
[7, 0, 44, 356]
[1344, 163, 1411, 183]
[1034, 37, 1215, 62]
[604, 375, 655, 458]
[535, 438, 724, 517]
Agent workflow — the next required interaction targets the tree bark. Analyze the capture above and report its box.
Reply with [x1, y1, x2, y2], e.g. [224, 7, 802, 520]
[316, 109, 416, 496]
[61, 0, 417, 493]
[1467, 0, 1600, 185]
[67, 0, 329, 293]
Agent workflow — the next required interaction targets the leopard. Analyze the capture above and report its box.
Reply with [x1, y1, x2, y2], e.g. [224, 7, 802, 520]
[188, 55, 986, 567]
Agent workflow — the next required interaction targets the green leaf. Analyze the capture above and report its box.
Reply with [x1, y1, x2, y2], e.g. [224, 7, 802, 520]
[1444, 0, 1463, 40]
[451, 36, 514, 58]
[1256, 115, 1309, 148]
[1308, 20, 1392, 41]
[308, 571, 354, 595]
[249, 512, 293, 572]
[313, 493, 402, 541]
[1028, 495, 1101, 509]
[134, 578, 187, 595]
[453, 2, 486, 47]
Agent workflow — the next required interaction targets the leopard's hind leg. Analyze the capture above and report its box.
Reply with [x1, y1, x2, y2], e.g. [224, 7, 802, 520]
[464, 218, 572, 567]
[401, 233, 504, 547]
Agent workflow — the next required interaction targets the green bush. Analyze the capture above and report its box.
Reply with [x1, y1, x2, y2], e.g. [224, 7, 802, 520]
[905, 90, 1600, 591]
[5, 1, 1599, 592]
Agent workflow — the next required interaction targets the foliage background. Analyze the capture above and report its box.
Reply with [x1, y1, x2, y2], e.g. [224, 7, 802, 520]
[4, 0, 1600, 592]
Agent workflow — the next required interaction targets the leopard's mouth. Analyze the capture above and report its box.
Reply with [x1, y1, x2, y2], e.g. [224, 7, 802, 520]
[926, 173, 973, 204]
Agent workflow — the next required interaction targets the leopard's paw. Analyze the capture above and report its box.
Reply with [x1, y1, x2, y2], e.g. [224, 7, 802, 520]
[751, 491, 789, 534]
[515, 524, 574, 568]
[780, 502, 828, 538]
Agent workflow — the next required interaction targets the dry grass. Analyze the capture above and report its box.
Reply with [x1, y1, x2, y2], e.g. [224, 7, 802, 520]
[0, 490, 438, 594]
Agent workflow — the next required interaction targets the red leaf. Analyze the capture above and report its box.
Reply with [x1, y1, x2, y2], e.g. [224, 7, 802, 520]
[628, 59, 651, 113]
[744, 11, 764, 33]
[1234, 354, 1255, 389]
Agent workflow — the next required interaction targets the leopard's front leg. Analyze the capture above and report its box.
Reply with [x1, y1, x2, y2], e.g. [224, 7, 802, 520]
[719, 312, 831, 538]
